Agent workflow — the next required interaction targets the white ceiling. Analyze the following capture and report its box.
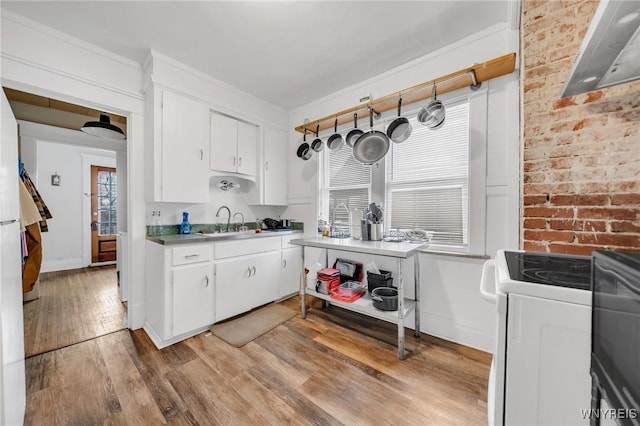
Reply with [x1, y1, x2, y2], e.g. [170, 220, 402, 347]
[1, 1, 510, 110]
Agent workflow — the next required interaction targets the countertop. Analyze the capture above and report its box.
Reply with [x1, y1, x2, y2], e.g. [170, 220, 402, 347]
[290, 237, 424, 258]
[147, 230, 302, 245]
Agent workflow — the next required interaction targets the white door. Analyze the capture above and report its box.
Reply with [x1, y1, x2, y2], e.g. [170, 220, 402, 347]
[210, 112, 238, 173]
[172, 264, 213, 336]
[280, 247, 302, 298]
[161, 89, 209, 203]
[263, 126, 287, 205]
[236, 121, 257, 176]
[505, 293, 591, 426]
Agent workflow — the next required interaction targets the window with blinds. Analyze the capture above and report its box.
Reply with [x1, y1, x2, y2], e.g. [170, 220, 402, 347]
[322, 144, 371, 224]
[387, 100, 470, 246]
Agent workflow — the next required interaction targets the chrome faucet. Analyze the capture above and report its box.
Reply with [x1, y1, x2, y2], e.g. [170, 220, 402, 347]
[233, 211, 245, 231]
[216, 205, 231, 232]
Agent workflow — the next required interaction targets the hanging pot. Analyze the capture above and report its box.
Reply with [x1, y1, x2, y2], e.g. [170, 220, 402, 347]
[352, 108, 390, 165]
[345, 113, 364, 148]
[311, 124, 324, 152]
[386, 97, 412, 143]
[417, 83, 445, 130]
[296, 129, 312, 160]
[327, 118, 344, 150]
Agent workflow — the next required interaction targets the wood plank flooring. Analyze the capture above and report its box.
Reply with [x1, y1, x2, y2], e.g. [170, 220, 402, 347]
[25, 296, 491, 425]
[23, 265, 126, 357]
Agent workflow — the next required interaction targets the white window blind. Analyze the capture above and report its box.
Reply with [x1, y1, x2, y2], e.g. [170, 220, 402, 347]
[324, 144, 371, 224]
[387, 101, 470, 246]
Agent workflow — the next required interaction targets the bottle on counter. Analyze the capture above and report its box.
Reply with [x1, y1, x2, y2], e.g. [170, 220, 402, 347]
[179, 211, 192, 235]
[156, 211, 162, 236]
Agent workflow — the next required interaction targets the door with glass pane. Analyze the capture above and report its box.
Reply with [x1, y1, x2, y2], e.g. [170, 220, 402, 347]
[91, 166, 117, 263]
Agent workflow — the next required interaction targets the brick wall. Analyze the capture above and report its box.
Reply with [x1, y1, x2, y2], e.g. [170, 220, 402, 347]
[521, 0, 640, 255]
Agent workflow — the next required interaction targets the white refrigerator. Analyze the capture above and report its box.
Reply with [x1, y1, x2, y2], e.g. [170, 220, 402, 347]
[0, 89, 26, 425]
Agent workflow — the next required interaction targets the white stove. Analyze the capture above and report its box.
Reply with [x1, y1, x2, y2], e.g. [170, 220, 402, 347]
[481, 249, 593, 426]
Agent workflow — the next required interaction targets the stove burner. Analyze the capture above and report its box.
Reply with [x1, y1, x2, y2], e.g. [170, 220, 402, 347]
[522, 269, 591, 289]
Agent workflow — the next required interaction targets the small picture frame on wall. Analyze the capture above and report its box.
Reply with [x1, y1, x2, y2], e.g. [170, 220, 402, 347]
[51, 172, 61, 186]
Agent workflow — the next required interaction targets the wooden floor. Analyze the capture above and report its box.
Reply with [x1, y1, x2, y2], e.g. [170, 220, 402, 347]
[24, 296, 491, 425]
[23, 265, 126, 357]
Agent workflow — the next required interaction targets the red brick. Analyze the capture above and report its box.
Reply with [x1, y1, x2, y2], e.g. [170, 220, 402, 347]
[523, 241, 548, 252]
[550, 194, 609, 206]
[524, 207, 574, 218]
[549, 219, 607, 232]
[577, 233, 640, 247]
[611, 221, 640, 233]
[524, 230, 574, 242]
[584, 91, 605, 103]
[577, 208, 639, 220]
[610, 194, 640, 206]
[524, 218, 547, 229]
[549, 243, 601, 256]
[524, 195, 548, 206]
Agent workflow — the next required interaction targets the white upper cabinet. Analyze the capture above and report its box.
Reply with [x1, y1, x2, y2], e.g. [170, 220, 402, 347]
[210, 112, 257, 177]
[147, 86, 210, 203]
[263, 126, 287, 205]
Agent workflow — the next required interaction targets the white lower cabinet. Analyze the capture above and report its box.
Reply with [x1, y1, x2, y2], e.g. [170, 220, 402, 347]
[215, 251, 280, 321]
[172, 264, 213, 336]
[280, 235, 302, 298]
[144, 241, 214, 349]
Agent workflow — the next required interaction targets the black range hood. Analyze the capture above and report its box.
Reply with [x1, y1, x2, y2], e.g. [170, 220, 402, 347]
[561, 0, 640, 98]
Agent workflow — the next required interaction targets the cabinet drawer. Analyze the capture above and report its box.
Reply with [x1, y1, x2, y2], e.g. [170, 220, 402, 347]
[172, 244, 212, 266]
[215, 237, 280, 259]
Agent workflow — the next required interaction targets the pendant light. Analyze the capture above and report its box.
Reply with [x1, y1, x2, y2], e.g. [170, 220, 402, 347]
[81, 113, 125, 140]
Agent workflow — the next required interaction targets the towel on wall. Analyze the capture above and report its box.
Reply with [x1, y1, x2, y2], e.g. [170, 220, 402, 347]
[19, 179, 42, 230]
[20, 167, 52, 232]
[22, 222, 42, 293]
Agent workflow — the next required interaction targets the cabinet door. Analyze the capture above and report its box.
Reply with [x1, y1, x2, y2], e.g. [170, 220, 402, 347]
[504, 293, 591, 426]
[172, 264, 214, 336]
[280, 247, 302, 298]
[215, 251, 280, 321]
[237, 121, 257, 176]
[263, 126, 287, 205]
[161, 90, 209, 203]
[210, 112, 238, 173]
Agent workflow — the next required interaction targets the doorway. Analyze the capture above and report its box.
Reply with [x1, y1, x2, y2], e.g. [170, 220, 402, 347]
[91, 165, 117, 264]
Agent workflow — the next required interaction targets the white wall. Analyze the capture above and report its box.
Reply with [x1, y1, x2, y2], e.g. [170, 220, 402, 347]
[2, 10, 146, 328]
[285, 23, 520, 352]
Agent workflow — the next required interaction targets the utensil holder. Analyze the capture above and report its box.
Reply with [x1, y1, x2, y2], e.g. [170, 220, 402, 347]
[370, 223, 383, 241]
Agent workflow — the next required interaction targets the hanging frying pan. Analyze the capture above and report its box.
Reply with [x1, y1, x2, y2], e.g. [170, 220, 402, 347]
[311, 124, 324, 152]
[386, 96, 412, 143]
[296, 129, 312, 160]
[327, 118, 344, 150]
[352, 107, 390, 165]
[417, 83, 446, 130]
[345, 113, 364, 148]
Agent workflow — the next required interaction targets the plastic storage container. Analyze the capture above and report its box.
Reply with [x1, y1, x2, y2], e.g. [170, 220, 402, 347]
[367, 270, 393, 293]
[330, 280, 366, 302]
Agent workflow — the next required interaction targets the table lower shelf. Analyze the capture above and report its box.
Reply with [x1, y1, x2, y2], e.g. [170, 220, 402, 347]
[304, 288, 416, 325]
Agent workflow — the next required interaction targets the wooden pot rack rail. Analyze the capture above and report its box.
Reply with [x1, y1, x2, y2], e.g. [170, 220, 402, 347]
[294, 52, 516, 135]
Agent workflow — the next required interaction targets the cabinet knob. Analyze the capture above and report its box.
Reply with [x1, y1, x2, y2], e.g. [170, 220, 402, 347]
[185, 254, 200, 259]
[204, 276, 209, 287]
[252, 266, 256, 276]
[233, 156, 236, 166]
[246, 266, 252, 277]
[282, 259, 287, 269]
[265, 161, 269, 171]
[238, 157, 242, 167]
[200, 149, 204, 160]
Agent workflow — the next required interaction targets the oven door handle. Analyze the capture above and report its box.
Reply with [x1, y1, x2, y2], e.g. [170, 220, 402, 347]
[480, 259, 497, 303]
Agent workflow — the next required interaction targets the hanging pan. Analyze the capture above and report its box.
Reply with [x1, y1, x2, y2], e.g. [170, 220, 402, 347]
[345, 113, 364, 148]
[386, 96, 412, 143]
[352, 107, 390, 165]
[327, 118, 344, 150]
[417, 83, 445, 130]
[296, 129, 312, 160]
[311, 124, 324, 152]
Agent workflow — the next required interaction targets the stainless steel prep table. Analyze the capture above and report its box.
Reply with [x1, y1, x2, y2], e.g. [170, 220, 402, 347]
[290, 237, 423, 360]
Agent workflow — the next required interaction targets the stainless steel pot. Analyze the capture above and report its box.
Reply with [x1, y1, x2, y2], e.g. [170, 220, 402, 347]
[345, 113, 364, 148]
[417, 84, 445, 129]
[386, 97, 412, 143]
[371, 287, 398, 311]
[352, 108, 390, 165]
[327, 118, 344, 150]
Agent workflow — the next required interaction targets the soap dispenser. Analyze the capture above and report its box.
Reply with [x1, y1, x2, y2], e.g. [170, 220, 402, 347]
[179, 211, 192, 235]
